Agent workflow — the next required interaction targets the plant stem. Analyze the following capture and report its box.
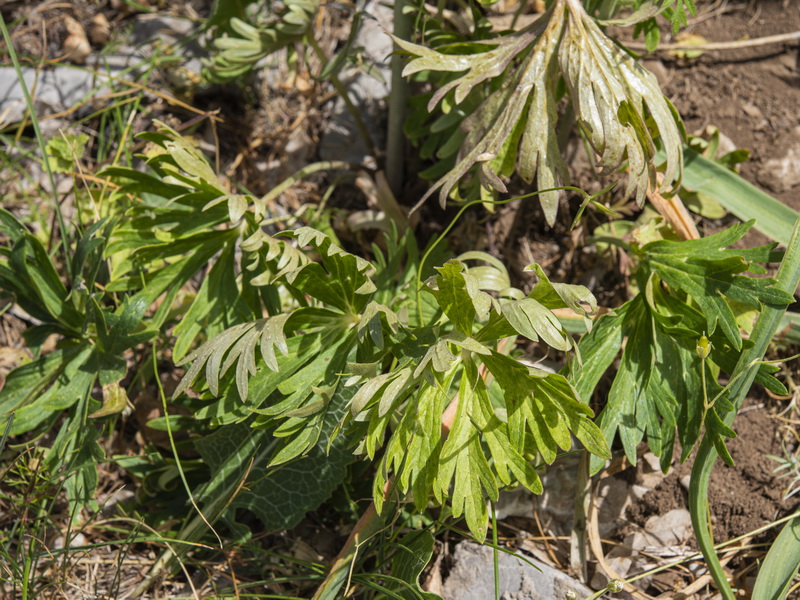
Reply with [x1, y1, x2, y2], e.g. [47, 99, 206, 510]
[386, 0, 411, 197]
[689, 219, 800, 600]
[0, 13, 72, 280]
[311, 484, 397, 600]
[307, 35, 379, 160]
[492, 503, 500, 600]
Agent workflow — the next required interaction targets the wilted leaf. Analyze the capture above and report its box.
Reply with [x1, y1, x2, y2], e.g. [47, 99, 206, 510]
[90, 382, 129, 418]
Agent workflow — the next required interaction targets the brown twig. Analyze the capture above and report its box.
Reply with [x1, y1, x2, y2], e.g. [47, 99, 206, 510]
[627, 30, 800, 52]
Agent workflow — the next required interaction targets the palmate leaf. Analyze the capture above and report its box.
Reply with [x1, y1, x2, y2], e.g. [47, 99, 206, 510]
[282, 227, 376, 313]
[174, 314, 290, 400]
[398, 3, 567, 222]
[639, 221, 794, 349]
[398, 0, 683, 224]
[204, 0, 320, 83]
[360, 340, 609, 539]
[561, 0, 683, 205]
[173, 218, 607, 540]
[582, 266, 788, 475]
[423, 260, 492, 334]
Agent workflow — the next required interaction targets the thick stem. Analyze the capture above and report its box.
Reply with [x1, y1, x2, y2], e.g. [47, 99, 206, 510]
[386, 0, 411, 197]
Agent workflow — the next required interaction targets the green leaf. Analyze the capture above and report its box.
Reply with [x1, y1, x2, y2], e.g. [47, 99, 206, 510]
[194, 383, 355, 531]
[567, 305, 628, 404]
[529, 373, 609, 460]
[89, 382, 129, 418]
[62, 424, 104, 519]
[173, 241, 253, 362]
[45, 132, 89, 174]
[499, 297, 571, 351]
[435, 367, 497, 540]
[599, 2, 670, 26]
[389, 531, 443, 600]
[527, 263, 597, 319]
[751, 515, 800, 600]
[204, 2, 319, 83]
[675, 146, 800, 246]
[642, 227, 794, 349]
[175, 314, 291, 401]
[424, 260, 491, 334]
[285, 227, 375, 314]
[1, 345, 94, 434]
[6, 234, 83, 329]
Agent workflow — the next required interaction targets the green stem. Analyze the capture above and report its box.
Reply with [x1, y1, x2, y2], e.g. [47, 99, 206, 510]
[0, 13, 72, 279]
[689, 219, 800, 600]
[386, 0, 411, 196]
[492, 503, 500, 600]
[415, 186, 587, 323]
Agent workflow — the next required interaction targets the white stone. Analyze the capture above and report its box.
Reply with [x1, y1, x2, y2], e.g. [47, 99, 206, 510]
[440, 541, 593, 600]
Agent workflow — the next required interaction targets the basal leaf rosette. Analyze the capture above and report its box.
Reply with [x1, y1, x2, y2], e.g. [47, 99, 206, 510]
[396, 0, 684, 224]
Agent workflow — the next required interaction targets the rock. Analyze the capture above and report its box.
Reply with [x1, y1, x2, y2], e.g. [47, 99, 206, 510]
[318, 0, 392, 165]
[132, 14, 205, 74]
[0, 46, 142, 126]
[132, 14, 195, 48]
[642, 508, 693, 549]
[758, 127, 800, 192]
[440, 541, 593, 600]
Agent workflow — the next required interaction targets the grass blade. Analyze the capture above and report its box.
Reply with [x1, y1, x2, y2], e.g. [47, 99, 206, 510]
[752, 513, 800, 600]
[681, 147, 800, 246]
[0, 13, 72, 279]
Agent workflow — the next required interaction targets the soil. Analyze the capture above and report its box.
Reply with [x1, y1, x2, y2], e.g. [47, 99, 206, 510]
[626, 400, 796, 544]
[661, 0, 800, 242]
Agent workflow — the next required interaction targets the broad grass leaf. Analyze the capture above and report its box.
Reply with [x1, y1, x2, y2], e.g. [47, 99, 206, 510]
[751, 515, 800, 600]
[4, 345, 94, 434]
[390, 531, 443, 600]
